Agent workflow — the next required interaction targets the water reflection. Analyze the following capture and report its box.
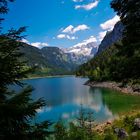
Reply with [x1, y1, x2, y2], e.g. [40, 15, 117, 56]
[32, 77, 115, 123]
[13, 77, 140, 124]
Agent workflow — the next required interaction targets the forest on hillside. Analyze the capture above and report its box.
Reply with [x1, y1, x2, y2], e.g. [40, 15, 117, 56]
[76, 0, 140, 86]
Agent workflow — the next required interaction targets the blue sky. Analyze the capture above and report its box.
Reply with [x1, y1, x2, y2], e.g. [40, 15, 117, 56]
[3, 0, 120, 48]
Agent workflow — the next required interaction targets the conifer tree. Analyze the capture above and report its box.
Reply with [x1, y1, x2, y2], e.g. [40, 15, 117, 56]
[0, 1, 52, 139]
[110, 0, 140, 81]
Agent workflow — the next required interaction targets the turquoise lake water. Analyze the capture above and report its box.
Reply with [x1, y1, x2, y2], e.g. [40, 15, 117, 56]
[13, 76, 140, 124]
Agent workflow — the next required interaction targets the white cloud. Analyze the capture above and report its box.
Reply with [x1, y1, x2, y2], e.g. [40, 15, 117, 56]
[98, 31, 107, 42]
[100, 15, 120, 31]
[62, 24, 89, 34]
[73, 36, 97, 47]
[62, 25, 74, 34]
[84, 36, 97, 44]
[67, 36, 77, 40]
[73, 0, 83, 2]
[21, 39, 49, 49]
[73, 24, 89, 33]
[57, 34, 77, 40]
[31, 42, 49, 48]
[57, 34, 67, 39]
[75, 0, 99, 10]
[21, 39, 29, 44]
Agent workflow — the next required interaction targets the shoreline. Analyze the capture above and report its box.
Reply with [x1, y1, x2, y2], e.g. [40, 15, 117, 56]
[85, 80, 140, 95]
[94, 109, 140, 134]
[21, 75, 75, 80]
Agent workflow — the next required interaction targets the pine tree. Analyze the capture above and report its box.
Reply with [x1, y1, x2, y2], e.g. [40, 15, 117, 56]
[0, 1, 52, 139]
[110, 0, 140, 82]
[54, 121, 67, 140]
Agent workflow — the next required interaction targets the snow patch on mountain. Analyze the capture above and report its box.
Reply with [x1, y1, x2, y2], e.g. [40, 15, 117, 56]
[64, 42, 98, 56]
[63, 41, 98, 64]
[64, 36, 98, 56]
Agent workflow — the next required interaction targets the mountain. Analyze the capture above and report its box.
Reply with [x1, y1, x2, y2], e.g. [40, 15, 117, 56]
[63, 42, 98, 64]
[20, 43, 78, 75]
[20, 22, 123, 76]
[76, 21, 124, 77]
[20, 43, 47, 68]
[97, 21, 124, 55]
[41, 47, 77, 71]
[20, 39, 98, 76]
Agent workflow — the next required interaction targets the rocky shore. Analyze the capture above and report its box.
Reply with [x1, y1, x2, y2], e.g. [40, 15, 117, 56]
[94, 110, 140, 138]
[85, 81, 140, 95]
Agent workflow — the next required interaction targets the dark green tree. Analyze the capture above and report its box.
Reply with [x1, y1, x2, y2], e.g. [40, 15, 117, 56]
[54, 121, 68, 140]
[0, 1, 52, 139]
[110, 0, 140, 82]
[76, 0, 140, 84]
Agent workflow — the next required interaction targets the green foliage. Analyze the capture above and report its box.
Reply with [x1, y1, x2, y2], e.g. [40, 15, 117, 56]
[54, 121, 68, 140]
[102, 114, 140, 140]
[31, 67, 74, 77]
[53, 105, 102, 140]
[20, 43, 77, 76]
[0, 0, 14, 14]
[76, 44, 118, 81]
[68, 123, 92, 140]
[52, 112, 140, 140]
[0, 1, 52, 139]
[0, 28, 33, 90]
[0, 86, 52, 140]
[104, 133, 117, 140]
[53, 121, 102, 140]
[110, 0, 140, 81]
[76, 0, 140, 84]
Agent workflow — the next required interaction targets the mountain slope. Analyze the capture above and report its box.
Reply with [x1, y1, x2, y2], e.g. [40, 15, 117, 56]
[64, 42, 98, 64]
[97, 21, 123, 55]
[20, 43, 47, 68]
[76, 21, 124, 79]
[20, 43, 78, 75]
[41, 47, 77, 71]
[20, 39, 98, 76]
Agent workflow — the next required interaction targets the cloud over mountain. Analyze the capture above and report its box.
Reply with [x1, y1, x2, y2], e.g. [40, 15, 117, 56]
[100, 15, 120, 31]
[21, 39, 49, 49]
[98, 31, 107, 42]
[73, 36, 97, 48]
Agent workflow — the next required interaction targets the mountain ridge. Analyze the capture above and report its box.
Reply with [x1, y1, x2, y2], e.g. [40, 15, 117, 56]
[97, 21, 124, 55]
[20, 41, 98, 75]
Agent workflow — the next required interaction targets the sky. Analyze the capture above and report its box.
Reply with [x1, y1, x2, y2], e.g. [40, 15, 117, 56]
[2, 0, 120, 48]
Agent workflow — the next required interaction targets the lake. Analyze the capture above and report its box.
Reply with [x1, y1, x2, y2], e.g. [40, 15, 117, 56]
[15, 76, 140, 124]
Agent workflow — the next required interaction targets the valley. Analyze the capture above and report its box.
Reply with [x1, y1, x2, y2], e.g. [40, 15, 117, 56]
[20, 40, 98, 77]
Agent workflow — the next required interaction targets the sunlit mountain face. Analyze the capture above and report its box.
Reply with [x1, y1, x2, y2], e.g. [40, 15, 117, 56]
[64, 42, 98, 56]
[63, 42, 98, 64]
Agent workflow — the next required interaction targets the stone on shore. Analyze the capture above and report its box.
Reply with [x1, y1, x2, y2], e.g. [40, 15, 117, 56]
[114, 128, 129, 138]
[134, 118, 140, 130]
